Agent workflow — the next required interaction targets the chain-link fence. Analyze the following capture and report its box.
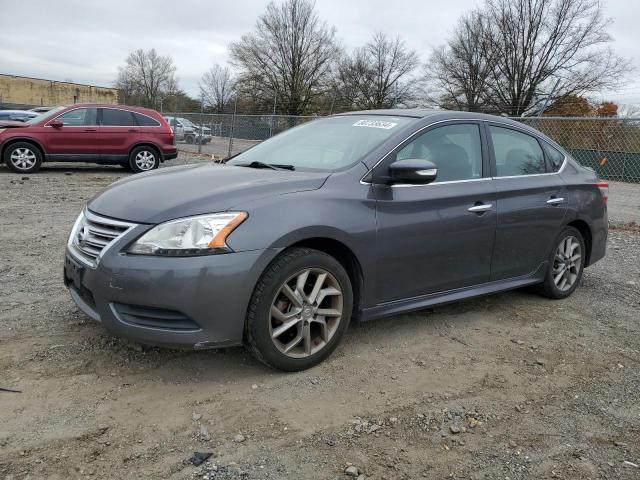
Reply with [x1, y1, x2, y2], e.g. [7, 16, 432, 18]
[166, 112, 640, 183]
[515, 117, 640, 183]
[162, 112, 316, 158]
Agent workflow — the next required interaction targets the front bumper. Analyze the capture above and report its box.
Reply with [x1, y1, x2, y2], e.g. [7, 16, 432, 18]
[64, 243, 280, 349]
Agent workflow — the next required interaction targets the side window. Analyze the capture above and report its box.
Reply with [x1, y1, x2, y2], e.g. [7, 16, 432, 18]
[395, 124, 483, 182]
[134, 112, 160, 126]
[54, 108, 97, 126]
[542, 141, 565, 172]
[101, 108, 135, 126]
[490, 126, 546, 176]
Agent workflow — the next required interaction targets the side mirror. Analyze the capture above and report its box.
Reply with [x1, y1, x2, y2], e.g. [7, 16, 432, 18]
[378, 159, 438, 185]
[49, 119, 64, 128]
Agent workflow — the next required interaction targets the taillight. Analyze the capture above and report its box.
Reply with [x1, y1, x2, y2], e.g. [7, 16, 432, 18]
[596, 180, 609, 204]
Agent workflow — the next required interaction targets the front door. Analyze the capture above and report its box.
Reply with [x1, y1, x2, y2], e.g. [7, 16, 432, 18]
[43, 107, 99, 160]
[373, 122, 497, 303]
[487, 124, 568, 280]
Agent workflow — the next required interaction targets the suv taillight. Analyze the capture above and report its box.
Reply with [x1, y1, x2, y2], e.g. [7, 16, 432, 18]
[596, 180, 609, 204]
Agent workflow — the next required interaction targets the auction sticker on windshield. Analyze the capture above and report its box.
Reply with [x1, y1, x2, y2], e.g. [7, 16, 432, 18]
[353, 119, 398, 129]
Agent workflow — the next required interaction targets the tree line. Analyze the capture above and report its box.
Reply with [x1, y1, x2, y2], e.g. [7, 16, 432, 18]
[116, 0, 630, 117]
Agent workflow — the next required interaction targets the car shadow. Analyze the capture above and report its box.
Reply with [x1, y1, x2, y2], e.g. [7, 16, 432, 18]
[0, 163, 125, 175]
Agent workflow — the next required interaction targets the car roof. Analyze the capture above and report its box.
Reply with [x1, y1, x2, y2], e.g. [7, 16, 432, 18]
[338, 108, 541, 133]
[60, 104, 160, 115]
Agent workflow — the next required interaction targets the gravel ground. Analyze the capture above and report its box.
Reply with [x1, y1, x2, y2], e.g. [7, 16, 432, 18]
[1, 156, 639, 480]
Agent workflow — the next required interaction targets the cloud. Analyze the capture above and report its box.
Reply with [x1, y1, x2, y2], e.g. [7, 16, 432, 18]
[0, 0, 637, 105]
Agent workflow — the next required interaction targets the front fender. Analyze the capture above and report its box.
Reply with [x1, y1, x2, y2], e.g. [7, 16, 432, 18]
[225, 168, 378, 307]
[0, 134, 47, 158]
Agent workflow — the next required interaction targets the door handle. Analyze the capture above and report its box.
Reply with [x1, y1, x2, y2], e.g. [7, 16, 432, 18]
[128, 128, 139, 132]
[468, 203, 493, 213]
[546, 197, 565, 205]
[83, 128, 97, 132]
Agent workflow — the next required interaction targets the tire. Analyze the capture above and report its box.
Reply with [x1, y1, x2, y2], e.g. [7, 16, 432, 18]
[246, 247, 353, 371]
[128, 146, 159, 173]
[185, 135, 195, 144]
[3, 142, 43, 173]
[538, 226, 586, 299]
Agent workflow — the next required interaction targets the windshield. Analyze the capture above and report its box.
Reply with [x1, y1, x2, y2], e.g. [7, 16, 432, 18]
[25, 106, 65, 125]
[180, 118, 196, 128]
[227, 115, 415, 172]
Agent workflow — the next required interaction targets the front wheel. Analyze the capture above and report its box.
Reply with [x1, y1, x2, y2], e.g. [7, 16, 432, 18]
[538, 226, 585, 299]
[128, 146, 159, 173]
[4, 142, 43, 173]
[246, 247, 353, 371]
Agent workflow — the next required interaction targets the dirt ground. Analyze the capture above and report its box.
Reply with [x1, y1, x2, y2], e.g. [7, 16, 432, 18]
[1, 157, 639, 480]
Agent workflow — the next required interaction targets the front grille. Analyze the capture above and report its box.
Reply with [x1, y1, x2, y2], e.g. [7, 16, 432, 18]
[69, 210, 136, 267]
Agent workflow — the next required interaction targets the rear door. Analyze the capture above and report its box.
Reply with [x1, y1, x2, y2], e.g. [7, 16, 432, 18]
[98, 107, 139, 162]
[43, 107, 99, 160]
[487, 124, 567, 280]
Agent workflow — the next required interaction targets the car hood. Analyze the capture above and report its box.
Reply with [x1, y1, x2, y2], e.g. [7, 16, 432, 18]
[88, 163, 330, 224]
[0, 120, 27, 128]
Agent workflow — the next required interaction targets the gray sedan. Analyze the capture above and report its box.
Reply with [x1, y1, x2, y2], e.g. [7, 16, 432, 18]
[64, 109, 608, 371]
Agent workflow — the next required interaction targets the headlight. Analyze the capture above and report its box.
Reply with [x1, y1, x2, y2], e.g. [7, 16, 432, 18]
[128, 212, 247, 256]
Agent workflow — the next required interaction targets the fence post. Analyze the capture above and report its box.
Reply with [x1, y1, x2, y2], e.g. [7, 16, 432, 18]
[269, 93, 277, 138]
[172, 116, 178, 146]
[198, 102, 204, 155]
[227, 97, 238, 158]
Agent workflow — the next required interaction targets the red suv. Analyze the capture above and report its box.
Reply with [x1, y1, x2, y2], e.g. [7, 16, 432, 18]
[0, 104, 177, 174]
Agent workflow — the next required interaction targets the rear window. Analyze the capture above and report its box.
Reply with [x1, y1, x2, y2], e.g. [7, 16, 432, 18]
[101, 108, 135, 126]
[542, 141, 566, 172]
[134, 112, 160, 126]
[489, 126, 546, 177]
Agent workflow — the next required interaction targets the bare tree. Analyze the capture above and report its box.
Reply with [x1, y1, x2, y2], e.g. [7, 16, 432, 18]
[619, 104, 640, 118]
[116, 49, 177, 107]
[200, 64, 235, 112]
[229, 0, 341, 115]
[424, 0, 629, 116]
[424, 10, 495, 112]
[336, 32, 419, 110]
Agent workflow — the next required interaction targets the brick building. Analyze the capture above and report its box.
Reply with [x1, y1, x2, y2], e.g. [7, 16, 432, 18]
[0, 74, 118, 109]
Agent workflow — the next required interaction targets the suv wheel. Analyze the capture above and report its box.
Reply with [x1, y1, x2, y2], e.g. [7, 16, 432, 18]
[539, 226, 585, 299]
[185, 135, 195, 144]
[129, 146, 159, 173]
[4, 142, 43, 173]
[246, 247, 353, 371]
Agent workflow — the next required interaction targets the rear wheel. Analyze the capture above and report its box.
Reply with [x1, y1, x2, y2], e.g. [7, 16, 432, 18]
[128, 146, 159, 173]
[246, 247, 353, 371]
[539, 226, 585, 299]
[4, 142, 43, 173]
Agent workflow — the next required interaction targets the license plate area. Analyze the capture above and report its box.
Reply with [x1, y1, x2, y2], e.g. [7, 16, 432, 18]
[64, 255, 85, 290]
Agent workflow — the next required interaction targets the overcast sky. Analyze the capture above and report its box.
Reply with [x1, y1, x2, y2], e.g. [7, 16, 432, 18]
[1, 0, 638, 106]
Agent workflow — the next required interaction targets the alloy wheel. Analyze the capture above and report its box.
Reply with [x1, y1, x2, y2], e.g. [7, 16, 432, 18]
[552, 235, 582, 291]
[134, 151, 156, 171]
[10, 147, 37, 170]
[269, 268, 343, 358]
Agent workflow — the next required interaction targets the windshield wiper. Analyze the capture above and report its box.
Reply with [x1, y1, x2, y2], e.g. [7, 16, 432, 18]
[236, 161, 295, 171]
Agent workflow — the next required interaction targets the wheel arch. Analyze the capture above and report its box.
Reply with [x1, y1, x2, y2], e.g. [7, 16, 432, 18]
[128, 142, 162, 162]
[566, 218, 593, 266]
[283, 236, 365, 321]
[1, 137, 46, 160]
